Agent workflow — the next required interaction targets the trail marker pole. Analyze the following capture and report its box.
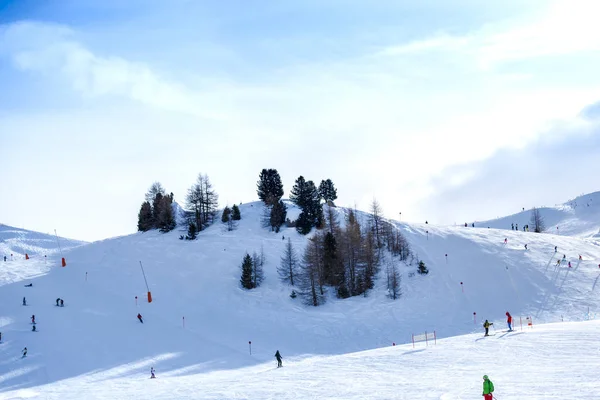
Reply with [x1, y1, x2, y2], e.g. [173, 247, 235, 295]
[183, 316, 185, 328]
[426, 230, 429, 240]
[54, 229, 66, 267]
[85, 272, 88, 282]
[473, 312, 476, 324]
[135, 296, 138, 306]
[249, 341, 252, 355]
[139, 261, 152, 303]
[460, 282, 464, 293]
[44, 255, 47, 264]
[445, 254, 448, 264]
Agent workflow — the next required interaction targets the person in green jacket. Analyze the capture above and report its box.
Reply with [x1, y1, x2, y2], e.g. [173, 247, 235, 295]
[483, 320, 493, 336]
[482, 375, 494, 399]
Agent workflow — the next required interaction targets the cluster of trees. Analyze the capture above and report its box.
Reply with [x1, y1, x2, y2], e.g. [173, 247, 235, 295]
[290, 176, 325, 234]
[137, 182, 177, 233]
[240, 248, 265, 289]
[257, 169, 287, 232]
[222, 204, 241, 231]
[278, 200, 411, 306]
[185, 174, 219, 238]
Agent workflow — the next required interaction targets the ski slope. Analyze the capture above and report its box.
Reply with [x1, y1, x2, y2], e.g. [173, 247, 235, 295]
[479, 191, 600, 238]
[1, 198, 600, 398]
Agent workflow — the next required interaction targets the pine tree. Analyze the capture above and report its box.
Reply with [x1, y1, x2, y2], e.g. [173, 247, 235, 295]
[278, 238, 299, 286]
[387, 263, 401, 300]
[145, 182, 166, 203]
[296, 211, 312, 235]
[369, 198, 384, 248]
[186, 222, 197, 240]
[221, 206, 231, 223]
[270, 200, 287, 232]
[322, 231, 341, 286]
[289, 176, 308, 208]
[291, 176, 323, 234]
[137, 201, 153, 231]
[157, 194, 176, 232]
[240, 254, 254, 289]
[231, 204, 241, 220]
[186, 174, 219, 231]
[257, 169, 284, 206]
[318, 179, 338, 204]
[418, 260, 429, 275]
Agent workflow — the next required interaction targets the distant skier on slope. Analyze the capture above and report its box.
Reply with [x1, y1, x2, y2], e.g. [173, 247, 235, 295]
[275, 350, 283, 367]
[515, 224, 518, 231]
[31, 315, 35, 324]
[32, 325, 36, 332]
[150, 367, 156, 378]
[482, 375, 495, 400]
[24, 283, 32, 287]
[23, 297, 26, 306]
[137, 313, 143, 324]
[504, 238, 507, 245]
[568, 262, 572, 268]
[556, 259, 561, 267]
[511, 223, 514, 230]
[579, 255, 582, 260]
[22, 347, 27, 358]
[506, 312, 513, 331]
[56, 298, 60, 306]
[524, 244, 528, 250]
[60, 299, 64, 307]
[563, 254, 566, 260]
[483, 320, 493, 336]
[555, 246, 557, 253]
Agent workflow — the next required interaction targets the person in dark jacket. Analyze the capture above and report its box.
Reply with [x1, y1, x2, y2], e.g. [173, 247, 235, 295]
[22, 347, 27, 358]
[23, 297, 26, 306]
[60, 299, 64, 307]
[56, 298, 60, 306]
[137, 313, 143, 323]
[275, 350, 282, 367]
[483, 320, 493, 336]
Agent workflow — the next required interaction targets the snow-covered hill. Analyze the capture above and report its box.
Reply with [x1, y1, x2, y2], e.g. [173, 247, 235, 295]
[1, 198, 600, 398]
[479, 191, 600, 238]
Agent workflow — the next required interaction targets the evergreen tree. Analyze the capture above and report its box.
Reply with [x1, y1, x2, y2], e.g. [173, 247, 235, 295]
[221, 206, 231, 223]
[240, 254, 254, 289]
[387, 263, 401, 300]
[318, 179, 338, 204]
[270, 200, 287, 232]
[186, 222, 197, 240]
[296, 211, 312, 235]
[418, 260, 429, 275]
[257, 169, 284, 206]
[289, 176, 309, 208]
[137, 201, 153, 231]
[156, 194, 176, 232]
[322, 231, 341, 286]
[278, 238, 299, 286]
[145, 182, 166, 203]
[231, 204, 241, 220]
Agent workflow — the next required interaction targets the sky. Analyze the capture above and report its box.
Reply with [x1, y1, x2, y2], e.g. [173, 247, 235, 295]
[1, 0, 600, 241]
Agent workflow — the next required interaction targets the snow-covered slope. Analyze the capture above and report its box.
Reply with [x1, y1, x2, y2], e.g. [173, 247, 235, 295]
[1, 199, 600, 397]
[479, 191, 600, 238]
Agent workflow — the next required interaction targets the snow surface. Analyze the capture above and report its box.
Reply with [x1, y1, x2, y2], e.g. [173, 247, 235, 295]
[1, 199, 600, 399]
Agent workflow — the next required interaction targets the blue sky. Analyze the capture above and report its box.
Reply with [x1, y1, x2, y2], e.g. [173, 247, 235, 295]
[1, 0, 600, 241]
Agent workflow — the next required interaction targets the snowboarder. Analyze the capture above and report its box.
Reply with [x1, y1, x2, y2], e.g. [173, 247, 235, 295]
[483, 320, 493, 336]
[60, 299, 64, 307]
[24, 283, 32, 287]
[275, 350, 282, 367]
[31, 315, 35, 324]
[482, 375, 495, 400]
[506, 312, 513, 331]
[150, 367, 156, 378]
[56, 298, 60, 306]
[23, 297, 26, 306]
[32, 325, 36, 332]
[137, 313, 143, 323]
[524, 244, 528, 250]
[22, 347, 27, 358]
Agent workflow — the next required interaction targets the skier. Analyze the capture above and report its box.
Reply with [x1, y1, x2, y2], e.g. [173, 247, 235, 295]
[515, 224, 518, 231]
[568, 262, 572, 268]
[31, 315, 35, 324]
[504, 238, 507, 245]
[24, 283, 32, 287]
[425, 220, 428, 224]
[483, 320, 493, 336]
[579, 255, 582, 260]
[22, 347, 27, 358]
[524, 244, 528, 250]
[554, 246, 557, 253]
[464, 223, 468, 227]
[511, 223, 514, 230]
[556, 259, 561, 267]
[137, 313, 143, 324]
[563, 254, 566, 260]
[275, 350, 283, 367]
[472, 223, 475, 227]
[32, 325, 36, 332]
[506, 312, 513, 331]
[150, 367, 156, 379]
[60, 299, 64, 307]
[482, 375, 495, 400]
[56, 298, 60, 306]
[0, 332, 2, 342]
[23, 297, 26, 306]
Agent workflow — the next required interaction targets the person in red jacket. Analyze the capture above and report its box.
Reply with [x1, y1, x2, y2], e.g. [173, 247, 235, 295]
[506, 311, 513, 331]
[137, 313, 143, 324]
